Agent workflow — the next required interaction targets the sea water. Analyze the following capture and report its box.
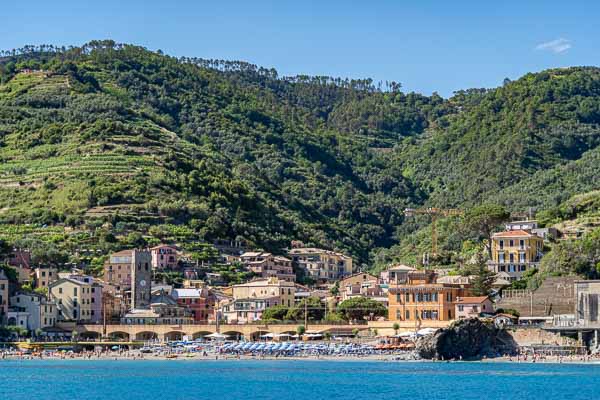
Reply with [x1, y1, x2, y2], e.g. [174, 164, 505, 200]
[2, 360, 599, 399]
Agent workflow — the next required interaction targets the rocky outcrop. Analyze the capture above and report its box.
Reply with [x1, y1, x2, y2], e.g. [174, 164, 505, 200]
[416, 318, 517, 360]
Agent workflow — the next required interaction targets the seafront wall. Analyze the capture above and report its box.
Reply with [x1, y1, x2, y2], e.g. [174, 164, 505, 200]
[506, 328, 577, 347]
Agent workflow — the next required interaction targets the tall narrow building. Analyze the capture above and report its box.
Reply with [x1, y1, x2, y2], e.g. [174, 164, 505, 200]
[131, 250, 152, 310]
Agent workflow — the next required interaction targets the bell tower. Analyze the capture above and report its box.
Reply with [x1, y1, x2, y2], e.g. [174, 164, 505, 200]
[131, 249, 152, 310]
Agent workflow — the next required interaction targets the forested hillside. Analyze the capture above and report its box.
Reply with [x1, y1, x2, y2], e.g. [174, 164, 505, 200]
[0, 41, 599, 269]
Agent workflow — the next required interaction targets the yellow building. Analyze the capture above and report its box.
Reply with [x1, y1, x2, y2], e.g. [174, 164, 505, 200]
[488, 230, 544, 280]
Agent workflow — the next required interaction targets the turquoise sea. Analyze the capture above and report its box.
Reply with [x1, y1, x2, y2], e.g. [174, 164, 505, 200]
[2, 360, 600, 400]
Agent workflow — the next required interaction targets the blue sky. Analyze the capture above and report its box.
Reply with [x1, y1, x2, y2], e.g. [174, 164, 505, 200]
[2, 0, 598, 97]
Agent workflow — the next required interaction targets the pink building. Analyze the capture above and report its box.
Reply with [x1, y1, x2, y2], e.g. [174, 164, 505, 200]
[151, 245, 178, 270]
[455, 296, 493, 319]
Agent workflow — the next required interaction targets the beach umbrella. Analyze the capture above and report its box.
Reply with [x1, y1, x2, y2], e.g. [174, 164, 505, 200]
[206, 333, 229, 340]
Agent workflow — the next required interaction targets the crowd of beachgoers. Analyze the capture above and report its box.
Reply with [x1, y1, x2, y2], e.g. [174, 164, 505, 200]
[3, 339, 600, 364]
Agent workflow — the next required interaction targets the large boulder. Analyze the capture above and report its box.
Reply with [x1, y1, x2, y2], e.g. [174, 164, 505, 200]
[416, 318, 516, 360]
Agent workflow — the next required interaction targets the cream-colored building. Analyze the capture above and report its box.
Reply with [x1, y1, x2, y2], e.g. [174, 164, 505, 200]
[34, 267, 58, 290]
[232, 278, 296, 307]
[9, 292, 58, 331]
[49, 278, 96, 323]
[288, 248, 353, 282]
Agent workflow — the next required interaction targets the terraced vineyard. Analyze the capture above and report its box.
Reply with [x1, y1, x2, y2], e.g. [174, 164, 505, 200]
[0, 154, 157, 185]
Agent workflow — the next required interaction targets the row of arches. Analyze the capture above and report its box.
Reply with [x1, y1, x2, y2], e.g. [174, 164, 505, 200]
[79, 330, 299, 341]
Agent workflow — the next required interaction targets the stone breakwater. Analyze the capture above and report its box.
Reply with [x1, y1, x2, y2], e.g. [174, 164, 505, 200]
[416, 318, 518, 360]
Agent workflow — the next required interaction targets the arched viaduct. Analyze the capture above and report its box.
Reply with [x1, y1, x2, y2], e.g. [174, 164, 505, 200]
[76, 323, 369, 342]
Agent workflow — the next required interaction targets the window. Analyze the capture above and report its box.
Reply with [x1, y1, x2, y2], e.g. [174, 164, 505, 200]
[458, 305, 464, 311]
[509, 253, 515, 263]
[509, 240, 514, 247]
[73, 287, 78, 296]
[396, 310, 402, 320]
[499, 252, 505, 264]
[405, 310, 410, 320]
[499, 240, 504, 250]
[59, 288, 63, 294]
[519, 253, 526, 263]
[405, 293, 410, 302]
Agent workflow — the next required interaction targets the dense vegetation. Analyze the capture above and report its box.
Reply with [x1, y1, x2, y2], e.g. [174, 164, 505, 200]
[0, 41, 599, 272]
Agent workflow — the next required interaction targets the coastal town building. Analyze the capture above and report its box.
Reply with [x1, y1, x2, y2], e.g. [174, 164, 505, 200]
[455, 296, 493, 319]
[0, 270, 8, 323]
[222, 278, 296, 323]
[49, 278, 97, 323]
[172, 287, 216, 322]
[574, 280, 600, 326]
[288, 247, 352, 283]
[487, 230, 544, 280]
[150, 245, 178, 270]
[121, 289, 193, 325]
[33, 266, 58, 290]
[6, 248, 31, 269]
[9, 292, 58, 331]
[340, 273, 385, 303]
[66, 274, 102, 323]
[240, 252, 295, 281]
[102, 250, 134, 291]
[379, 264, 417, 285]
[222, 296, 280, 324]
[388, 271, 470, 322]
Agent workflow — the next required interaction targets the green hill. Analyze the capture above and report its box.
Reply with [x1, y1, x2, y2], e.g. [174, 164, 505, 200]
[0, 41, 599, 268]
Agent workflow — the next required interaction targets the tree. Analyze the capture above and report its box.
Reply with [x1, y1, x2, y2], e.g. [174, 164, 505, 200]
[464, 204, 509, 258]
[296, 325, 306, 336]
[285, 297, 326, 321]
[392, 323, 400, 335]
[330, 281, 340, 296]
[468, 254, 495, 296]
[261, 305, 289, 321]
[337, 297, 387, 321]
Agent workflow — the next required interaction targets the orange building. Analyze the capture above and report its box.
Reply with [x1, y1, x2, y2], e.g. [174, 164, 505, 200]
[388, 270, 470, 322]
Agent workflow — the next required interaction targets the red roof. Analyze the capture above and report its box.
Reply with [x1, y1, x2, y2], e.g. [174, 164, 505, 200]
[456, 296, 490, 304]
[493, 230, 534, 238]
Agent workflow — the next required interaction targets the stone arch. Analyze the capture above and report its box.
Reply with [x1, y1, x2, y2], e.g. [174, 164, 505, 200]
[135, 331, 159, 341]
[79, 331, 101, 340]
[249, 330, 270, 341]
[107, 331, 130, 341]
[192, 331, 213, 340]
[164, 331, 185, 341]
[222, 331, 244, 341]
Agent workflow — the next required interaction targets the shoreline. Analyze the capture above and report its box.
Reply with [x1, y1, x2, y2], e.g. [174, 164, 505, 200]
[3, 353, 600, 365]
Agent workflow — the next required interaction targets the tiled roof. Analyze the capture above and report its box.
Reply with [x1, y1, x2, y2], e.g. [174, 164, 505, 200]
[456, 296, 490, 304]
[493, 230, 535, 238]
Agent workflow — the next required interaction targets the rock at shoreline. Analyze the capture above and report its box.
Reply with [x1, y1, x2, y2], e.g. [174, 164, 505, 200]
[416, 318, 517, 360]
